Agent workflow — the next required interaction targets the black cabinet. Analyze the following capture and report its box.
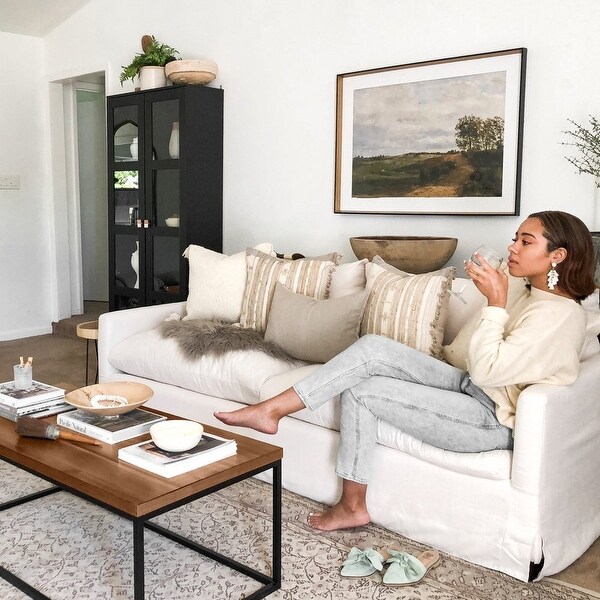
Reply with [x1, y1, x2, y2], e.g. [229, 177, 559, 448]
[107, 85, 223, 310]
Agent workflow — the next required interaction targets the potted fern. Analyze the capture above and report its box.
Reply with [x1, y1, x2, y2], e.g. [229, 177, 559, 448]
[120, 35, 180, 89]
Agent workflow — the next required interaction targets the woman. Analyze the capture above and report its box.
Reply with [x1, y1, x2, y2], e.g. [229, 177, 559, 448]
[215, 211, 597, 531]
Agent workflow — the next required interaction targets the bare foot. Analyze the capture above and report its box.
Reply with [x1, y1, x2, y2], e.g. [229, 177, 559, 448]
[214, 405, 279, 434]
[214, 388, 305, 435]
[307, 501, 371, 531]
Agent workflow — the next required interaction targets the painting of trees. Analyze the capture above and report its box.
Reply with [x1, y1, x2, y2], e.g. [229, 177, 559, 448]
[455, 115, 504, 152]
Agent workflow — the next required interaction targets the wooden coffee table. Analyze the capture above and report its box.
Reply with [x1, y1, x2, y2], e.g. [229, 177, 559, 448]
[0, 409, 282, 599]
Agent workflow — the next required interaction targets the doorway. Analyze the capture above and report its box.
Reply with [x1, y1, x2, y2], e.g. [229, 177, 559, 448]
[48, 72, 107, 322]
[76, 82, 107, 301]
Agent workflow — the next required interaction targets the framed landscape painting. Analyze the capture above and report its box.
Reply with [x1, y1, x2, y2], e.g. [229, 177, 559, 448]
[334, 48, 527, 215]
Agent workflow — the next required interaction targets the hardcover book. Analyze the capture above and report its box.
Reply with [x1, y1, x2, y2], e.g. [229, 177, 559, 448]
[118, 432, 237, 478]
[0, 381, 65, 408]
[0, 402, 74, 422]
[57, 408, 166, 444]
[5, 396, 72, 415]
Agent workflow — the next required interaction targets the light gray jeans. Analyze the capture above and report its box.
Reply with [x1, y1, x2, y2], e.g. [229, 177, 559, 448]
[293, 334, 513, 485]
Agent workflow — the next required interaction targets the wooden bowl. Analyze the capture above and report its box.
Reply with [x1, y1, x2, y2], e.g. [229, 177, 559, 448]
[65, 382, 154, 416]
[350, 236, 458, 274]
[165, 59, 218, 85]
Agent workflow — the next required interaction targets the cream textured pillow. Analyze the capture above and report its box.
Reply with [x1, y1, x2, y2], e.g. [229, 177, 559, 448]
[329, 259, 368, 298]
[240, 248, 340, 332]
[183, 242, 274, 322]
[265, 282, 369, 363]
[361, 260, 454, 358]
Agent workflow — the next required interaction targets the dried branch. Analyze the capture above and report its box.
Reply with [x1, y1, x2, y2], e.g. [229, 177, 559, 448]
[562, 116, 600, 187]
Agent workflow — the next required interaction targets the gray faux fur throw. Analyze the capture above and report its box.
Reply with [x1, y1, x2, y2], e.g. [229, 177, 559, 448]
[159, 319, 297, 363]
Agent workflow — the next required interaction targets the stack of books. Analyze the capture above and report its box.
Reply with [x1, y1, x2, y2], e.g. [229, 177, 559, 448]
[118, 431, 237, 478]
[0, 380, 72, 421]
[57, 408, 167, 444]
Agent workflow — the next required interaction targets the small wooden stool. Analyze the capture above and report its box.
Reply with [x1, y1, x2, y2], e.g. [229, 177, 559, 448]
[76, 320, 99, 385]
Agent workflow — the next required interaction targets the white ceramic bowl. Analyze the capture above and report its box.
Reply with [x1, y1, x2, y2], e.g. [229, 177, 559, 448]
[165, 217, 179, 227]
[150, 420, 204, 452]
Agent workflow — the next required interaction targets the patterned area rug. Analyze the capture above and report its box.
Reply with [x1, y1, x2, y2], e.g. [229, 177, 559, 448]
[0, 461, 597, 600]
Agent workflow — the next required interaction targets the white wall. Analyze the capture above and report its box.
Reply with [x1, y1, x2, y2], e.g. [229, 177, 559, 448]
[3, 0, 600, 339]
[0, 32, 53, 340]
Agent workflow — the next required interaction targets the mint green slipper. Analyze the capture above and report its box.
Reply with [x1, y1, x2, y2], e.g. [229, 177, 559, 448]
[340, 547, 384, 578]
[382, 549, 440, 586]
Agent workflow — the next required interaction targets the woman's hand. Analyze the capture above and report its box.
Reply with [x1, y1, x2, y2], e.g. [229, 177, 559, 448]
[464, 253, 508, 308]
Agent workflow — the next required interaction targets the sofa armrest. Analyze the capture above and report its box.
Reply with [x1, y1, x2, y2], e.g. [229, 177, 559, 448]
[511, 352, 600, 498]
[98, 302, 186, 379]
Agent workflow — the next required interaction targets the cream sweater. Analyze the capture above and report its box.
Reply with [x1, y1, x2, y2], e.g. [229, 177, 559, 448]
[442, 276, 587, 429]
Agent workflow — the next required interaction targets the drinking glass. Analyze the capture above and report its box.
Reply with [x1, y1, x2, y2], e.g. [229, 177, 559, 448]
[451, 245, 504, 304]
[14, 364, 33, 390]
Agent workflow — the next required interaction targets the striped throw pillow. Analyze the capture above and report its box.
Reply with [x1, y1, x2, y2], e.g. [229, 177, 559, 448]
[361, 261, 454, 357]
[240, 248, 340, 332]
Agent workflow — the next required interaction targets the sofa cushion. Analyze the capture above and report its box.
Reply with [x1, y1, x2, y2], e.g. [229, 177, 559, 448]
[108, 328, 300, 405]
[239, 248, 340, 333]
[329, 259, 368, 298]
[444, 277, 487, 344]
[183, 242, 274, 323]
[581, 289, 600, 361]
[361, 260, 454, 358]
[264, 282, 369, 363]
[376, 422, 511, 480]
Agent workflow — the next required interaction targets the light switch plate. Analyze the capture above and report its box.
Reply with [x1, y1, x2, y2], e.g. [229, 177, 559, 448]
[0, 175, 20, 190]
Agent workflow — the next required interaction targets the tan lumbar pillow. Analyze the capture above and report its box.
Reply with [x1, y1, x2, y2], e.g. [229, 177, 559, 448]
[265, 282, 369, 363]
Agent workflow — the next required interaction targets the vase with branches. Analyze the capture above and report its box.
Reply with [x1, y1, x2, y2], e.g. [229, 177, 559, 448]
[563, 116, 600, 284]
[562, 116, 600, 234]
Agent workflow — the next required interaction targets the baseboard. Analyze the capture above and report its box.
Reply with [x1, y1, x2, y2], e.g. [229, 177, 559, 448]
[0, 324, 53, 342]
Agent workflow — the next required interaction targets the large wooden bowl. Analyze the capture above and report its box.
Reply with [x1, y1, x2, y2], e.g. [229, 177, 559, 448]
[350, 236, 458, 274]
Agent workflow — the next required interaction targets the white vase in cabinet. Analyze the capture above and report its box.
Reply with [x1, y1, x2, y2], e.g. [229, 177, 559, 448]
[169, 122, 180, 159]
[131, 241, 140, 289]
[129, 137, 138, 160]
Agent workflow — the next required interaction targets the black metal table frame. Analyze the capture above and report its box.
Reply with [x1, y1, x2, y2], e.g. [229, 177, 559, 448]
[0, 458, 282, 600]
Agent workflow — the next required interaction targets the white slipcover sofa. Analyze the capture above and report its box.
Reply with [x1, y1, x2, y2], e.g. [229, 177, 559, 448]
[98, 276, 600, 582]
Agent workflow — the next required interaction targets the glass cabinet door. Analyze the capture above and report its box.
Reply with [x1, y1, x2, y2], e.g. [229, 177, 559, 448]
[113, 170, 139, 226]
[113, 233, 142, 309]
[148, 235, 181, 300]
[113, 105, 139, 162]
[151, 98, 179, 160]
[153, 169, 179, 229]
[149, 98, 180, 229]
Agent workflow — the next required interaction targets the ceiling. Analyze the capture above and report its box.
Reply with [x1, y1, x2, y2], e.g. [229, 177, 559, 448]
[0, 0, 90, 36]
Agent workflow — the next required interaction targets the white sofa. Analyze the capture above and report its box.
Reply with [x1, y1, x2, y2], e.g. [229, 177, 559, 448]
[98, 278, 600, 582]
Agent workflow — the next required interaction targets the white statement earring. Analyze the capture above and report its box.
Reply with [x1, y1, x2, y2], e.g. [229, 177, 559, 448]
[547, 262, 559, 290]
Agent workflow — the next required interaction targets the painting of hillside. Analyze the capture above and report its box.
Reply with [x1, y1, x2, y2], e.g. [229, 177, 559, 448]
[351, 71, 506, 198]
